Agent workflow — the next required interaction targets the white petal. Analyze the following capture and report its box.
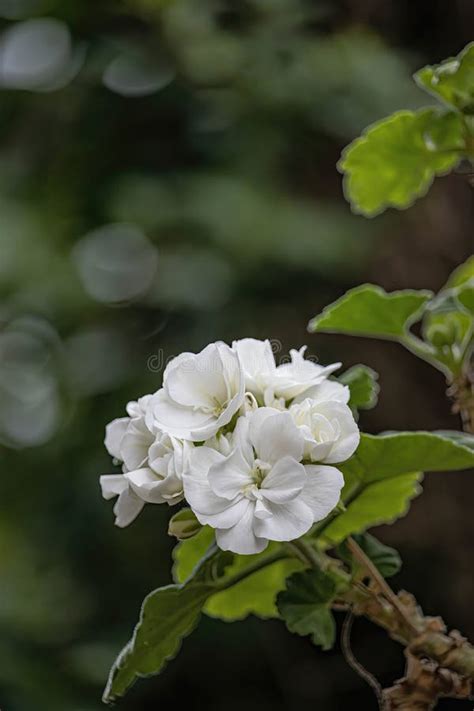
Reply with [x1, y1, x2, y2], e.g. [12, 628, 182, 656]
[300, 465, 344, 521]
[165, 344, 227, 409]
[121, 419, 154, 470]
[183, 476, 230, 518]
[104, 418, 129, 460]
[232, 338, 275, 393]
[204, 433, 232, 457]
[148, 436, 172, 474]
[125, 467, 168, 504]
[261, 457, 306, 503]
[158, 481, 184, 504]
[162, 351, 195, 382]
[208, 448, 252, 500]
[126, 394, 152, 419]
[253, 499, 314, 541]
[187, 446, 225, 479]
[310, 401, 360, 464]
[324, 431, 360, 464]
[100, 474, 128, 500]
[252, 411, 304, 464]
[294, 379, 349, 405]
[270, 348, 342, 400]
[232, 338, 275, 374]
[254, 497, 272, 519]
[113, 488, 144, 527]
[151, 389, 215, 440]
[218, 342, 244, 392]
[247, 406, 281, 447]
[198, 495, 250, 530]
[308, 440, 334, 462]
[183, 447, 233, 516]
[126, 400, 141, 418]
[216, 502, 268, 554]
[230, 415, 253, 466]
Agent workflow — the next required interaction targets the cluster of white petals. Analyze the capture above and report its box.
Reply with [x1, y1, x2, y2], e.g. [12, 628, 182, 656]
[100, 339, 360, 553]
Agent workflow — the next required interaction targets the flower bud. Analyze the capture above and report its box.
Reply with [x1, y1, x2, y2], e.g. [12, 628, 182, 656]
[168, 508, 202, 540]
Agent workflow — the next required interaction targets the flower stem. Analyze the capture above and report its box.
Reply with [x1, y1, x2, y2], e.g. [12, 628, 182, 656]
[288, 538, 321, 568]
[214, 548, 290, 591]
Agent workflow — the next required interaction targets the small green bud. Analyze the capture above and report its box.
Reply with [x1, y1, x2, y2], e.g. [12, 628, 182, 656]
[424, 322, 457, 348]
[423, 308, 468, 347]
[168, 508, 202, 540]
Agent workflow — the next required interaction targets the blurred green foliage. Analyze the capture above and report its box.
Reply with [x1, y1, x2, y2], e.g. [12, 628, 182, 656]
[0, 1, 472, 710]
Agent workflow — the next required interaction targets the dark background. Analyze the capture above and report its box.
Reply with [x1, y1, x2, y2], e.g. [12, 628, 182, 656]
[0, 1, 473, 709]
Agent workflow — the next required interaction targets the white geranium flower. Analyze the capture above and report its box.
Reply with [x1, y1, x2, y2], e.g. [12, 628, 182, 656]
[183, 409, 344, 554]
[232, 339, 341, 407]
[148, 342, 245, 441]
[105, 394, 156, 470]
[100, 436, 190, 527]
[290, 398, 359, 464]
[266, 346, 341, 403]
[146, 434, 190, 504]
[102, 393, 190, 526]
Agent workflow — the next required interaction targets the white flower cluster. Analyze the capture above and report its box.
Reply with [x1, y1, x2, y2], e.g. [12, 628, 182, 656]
[100, 339, 360, 554]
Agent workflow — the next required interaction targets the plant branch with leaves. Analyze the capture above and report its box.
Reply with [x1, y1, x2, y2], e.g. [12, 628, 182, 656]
[98, 43, 474, 710]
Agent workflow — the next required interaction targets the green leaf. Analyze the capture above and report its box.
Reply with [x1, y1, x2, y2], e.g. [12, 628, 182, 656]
[308, 284, 432, 339]
[103, 581, 215, 702]
[104, 538, 234, 702]
[174, 528, 303, 620]
[415, 43, 474, 112]
[168, 507, 202, 540]
[277, 569, 338, 650]
[343, 431, 474, 480]
[339, 364, 379, 411]
[338, 532, 402, 579]
[205, 553, 302, 621]
[324, 430, 474, 544]
[324, 471, 422, 544]
[445, 256, 474, 289]
[338, 109, 464, 216]
[434, 430, 474, 451]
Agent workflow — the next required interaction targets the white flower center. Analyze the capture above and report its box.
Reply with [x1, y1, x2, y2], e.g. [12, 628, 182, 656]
[199, 395, 229, 417]
[242, 457, 271, 499]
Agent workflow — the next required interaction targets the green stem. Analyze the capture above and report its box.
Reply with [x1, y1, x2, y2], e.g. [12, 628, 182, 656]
[289, 537, 321, 568]
[214, 549, 290, 591]
[400, 334, 452, 377]
[308, 506, 342, 540]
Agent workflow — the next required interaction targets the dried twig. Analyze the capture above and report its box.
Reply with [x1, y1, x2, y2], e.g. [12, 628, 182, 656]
[341, 610, 384, 710]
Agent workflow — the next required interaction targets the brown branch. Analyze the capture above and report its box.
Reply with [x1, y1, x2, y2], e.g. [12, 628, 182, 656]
[340, 588, 474, 706]
[346, 537, 419, 638]
[338, 355, 474, 708]
[447, 366, 474, 434]
[383, 651, 472, 710]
